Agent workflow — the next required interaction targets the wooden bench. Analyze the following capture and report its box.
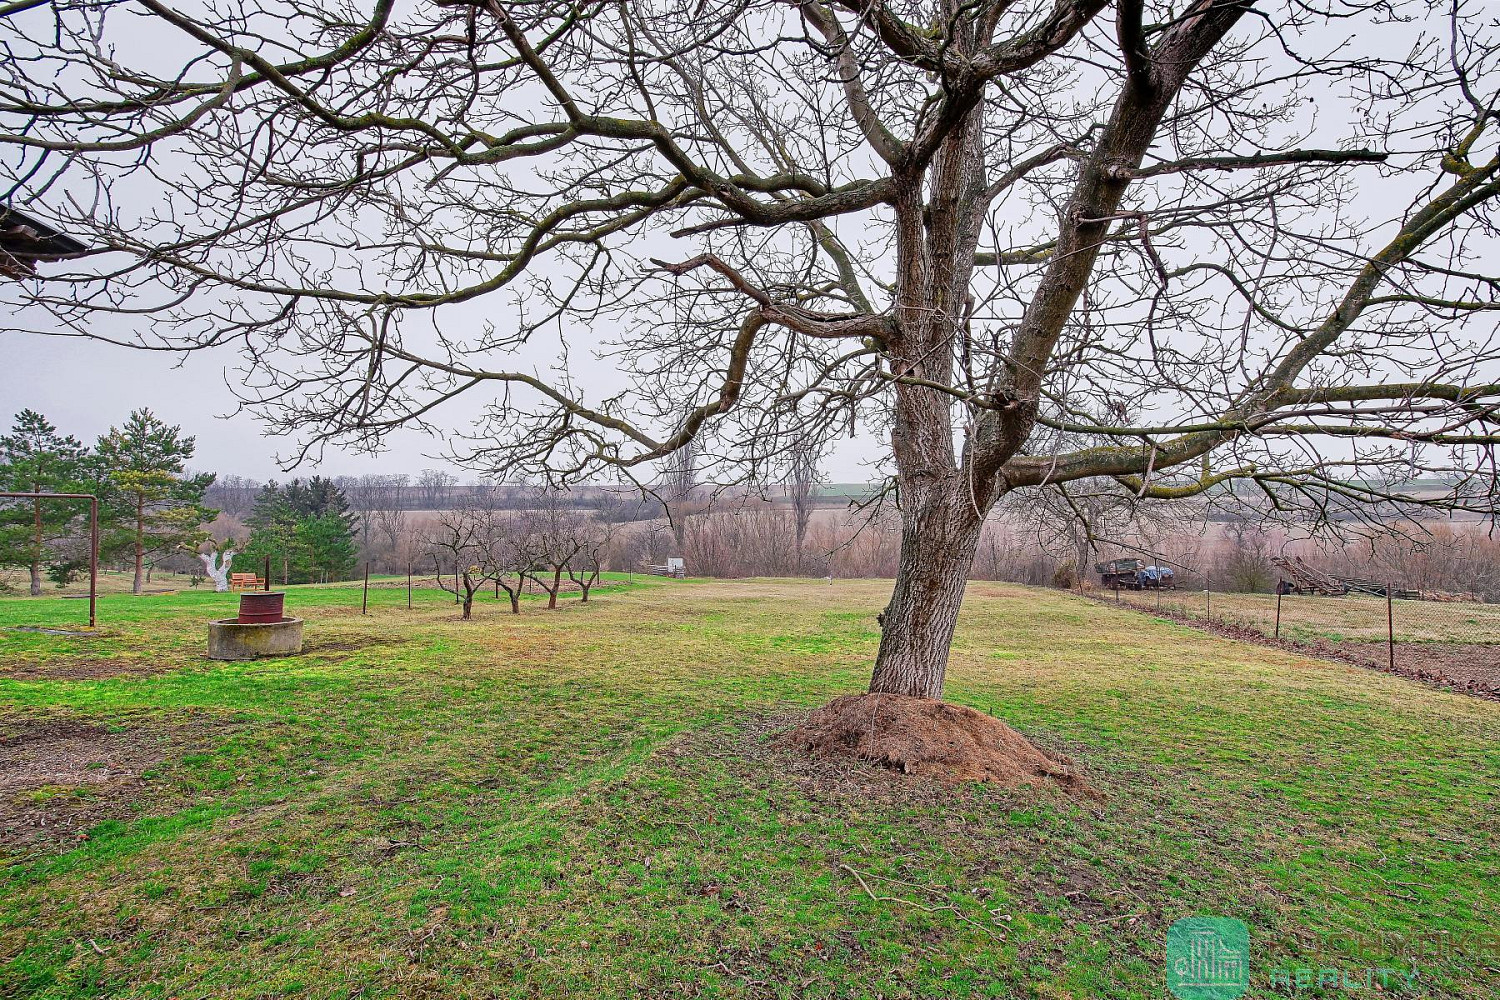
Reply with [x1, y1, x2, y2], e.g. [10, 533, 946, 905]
[229, 572, 264, 591]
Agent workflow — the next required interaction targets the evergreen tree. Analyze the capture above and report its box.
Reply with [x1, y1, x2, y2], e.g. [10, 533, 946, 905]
[236, 477, 358, 584]
[94, 409, 216, 594]
[238, 480, 297, 584]
[283, 476, 351, 520]
[296, 512, 359, 582]
[0, 410, 88, 595]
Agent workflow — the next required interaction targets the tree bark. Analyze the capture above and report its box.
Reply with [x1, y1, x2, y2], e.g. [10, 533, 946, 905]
[868, 483, 985, 699]
[132, 496, 145, 595]
[26, 497, 43, 596]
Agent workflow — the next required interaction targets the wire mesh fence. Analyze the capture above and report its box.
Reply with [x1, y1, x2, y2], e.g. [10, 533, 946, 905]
[1104, 580, 1500, 697]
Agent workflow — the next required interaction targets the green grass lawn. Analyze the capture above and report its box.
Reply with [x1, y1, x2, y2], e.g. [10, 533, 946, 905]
[0, 577, 1496, 999]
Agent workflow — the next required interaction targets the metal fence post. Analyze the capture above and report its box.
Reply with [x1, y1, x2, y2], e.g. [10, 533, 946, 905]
[1387, 582, 1395, 672]
[0, 491, 101, 629]
[407, 566, 413, 609]
[362, 561, 370, 615]
[264, 555, 271, 591]
[1206, 573, 1212, 620]
[88, 497, 98, 629]
[1275, 590, 1282, 639]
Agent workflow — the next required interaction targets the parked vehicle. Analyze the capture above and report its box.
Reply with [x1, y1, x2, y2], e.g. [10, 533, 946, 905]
[1135, 565, 1176, 590]
[1097, 557, 1145, 589]
[1096, 558, 1177, 590]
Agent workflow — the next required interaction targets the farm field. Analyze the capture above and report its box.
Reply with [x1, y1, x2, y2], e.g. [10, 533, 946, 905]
[1, 577, 1497, 998]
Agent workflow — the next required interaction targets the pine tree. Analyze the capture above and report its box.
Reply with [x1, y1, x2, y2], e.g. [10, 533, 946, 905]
[295, 512, 359, 583]
[236, 478, 358, 584]
[94, 409, 216, 594]
[0, 410, 88, 595]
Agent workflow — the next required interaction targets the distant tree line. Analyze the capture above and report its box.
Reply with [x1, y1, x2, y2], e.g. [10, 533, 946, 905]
[0, 409, 214, 594]
[206, 473, 644, 517]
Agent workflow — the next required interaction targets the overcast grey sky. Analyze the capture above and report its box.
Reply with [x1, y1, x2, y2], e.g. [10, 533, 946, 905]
[1, 331, 457, 479]
[2, 1, 1494, 492]
[1, 326, 884, 483]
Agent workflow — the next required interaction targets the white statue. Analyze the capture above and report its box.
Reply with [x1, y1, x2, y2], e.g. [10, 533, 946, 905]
[200, 546, 237, 592]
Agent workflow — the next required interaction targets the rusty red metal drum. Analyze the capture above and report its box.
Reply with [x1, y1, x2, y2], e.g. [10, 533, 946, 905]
[237, 591, 287, 624]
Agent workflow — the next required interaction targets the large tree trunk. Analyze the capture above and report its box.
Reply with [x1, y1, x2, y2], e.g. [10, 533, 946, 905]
[868, 484, 985, 699]
[863, 83, 994, 701]
[29, 498, 43, 596]
[132, 497, 145, 595]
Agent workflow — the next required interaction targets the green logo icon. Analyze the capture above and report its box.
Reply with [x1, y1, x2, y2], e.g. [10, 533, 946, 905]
[1167, 917, 1249, 1000]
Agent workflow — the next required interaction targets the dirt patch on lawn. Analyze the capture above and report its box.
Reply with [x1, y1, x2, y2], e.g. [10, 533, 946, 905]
[0, 656, 171, 682]
[302, 636, 403, 655]
[0, 714, 209, 854]
[785, 694, 1095, 796]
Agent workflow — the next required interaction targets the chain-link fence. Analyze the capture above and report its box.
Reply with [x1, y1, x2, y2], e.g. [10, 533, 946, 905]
[1104, 580, 1500, 697]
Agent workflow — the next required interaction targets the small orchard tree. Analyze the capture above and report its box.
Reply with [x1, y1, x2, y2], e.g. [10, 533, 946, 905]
[4, 1, 1500, 710]
[566, 518, 613, 603]
[428, 501, 498, 619]
[94, 410, 215, 595]
[487, 519, 529, 615]
[426, 490, 530, 617]
[518, 497, 585, 611]
[0, 410, 88, 595]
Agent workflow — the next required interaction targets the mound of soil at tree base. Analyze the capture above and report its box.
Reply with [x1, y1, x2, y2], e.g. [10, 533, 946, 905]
[788, 694, 1095, 796]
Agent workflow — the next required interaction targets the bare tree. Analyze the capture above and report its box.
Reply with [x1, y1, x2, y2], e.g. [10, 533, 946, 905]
[1222, 515, 1275, 593]
[1012, 479, 1155, 588]
[488, 524, 528, 614]
[5, 0, 1500, 707]
[417, 470, 458, 512]
[426, 496, 509, 619]
[337, 474, 407, 559]
[789, 440, 823, 573]
[205, 475, 260, 517]
[659, 440, 698, 554]
[566, 518, 612, 602]
[516, 492, 583, 610]
[372, 495, 411, 565]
